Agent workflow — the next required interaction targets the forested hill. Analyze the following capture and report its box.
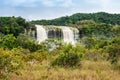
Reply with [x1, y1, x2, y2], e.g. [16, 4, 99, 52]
[31, 12, 120, 26]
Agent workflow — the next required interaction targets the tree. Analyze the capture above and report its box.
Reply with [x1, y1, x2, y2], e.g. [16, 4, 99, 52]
[0, 34, 18, 49]
[31, 12, 120, 26]
[0, 17, 30, 36]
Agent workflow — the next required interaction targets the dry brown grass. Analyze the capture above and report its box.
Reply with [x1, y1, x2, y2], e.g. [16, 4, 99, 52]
[9, 60, 120, 80]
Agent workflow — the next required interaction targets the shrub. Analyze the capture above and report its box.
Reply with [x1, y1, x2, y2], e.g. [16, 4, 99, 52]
[95, 39, 110, 49]
[17, 34, 46, 52]
[52, 52, 79, 67]
[81, 37, 111, 50]
[0, 48, 23, 79]
[85, 49, 103, 61]
[24, 52, 47, 63]
[100, 37, 120, 70]
[105, 44, 120, 64]
[81, 37, 96, 49]
[0, 34, 18, 49]
[51, 44, 84, 67]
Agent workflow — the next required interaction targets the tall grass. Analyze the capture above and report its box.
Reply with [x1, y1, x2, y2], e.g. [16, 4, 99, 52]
[9, 60, 120, 80]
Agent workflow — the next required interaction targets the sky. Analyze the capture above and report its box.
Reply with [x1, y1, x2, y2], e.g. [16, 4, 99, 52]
[0, 0, 120, 20]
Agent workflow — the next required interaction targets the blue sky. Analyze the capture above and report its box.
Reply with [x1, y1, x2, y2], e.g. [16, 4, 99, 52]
[0, 0, 120, 20]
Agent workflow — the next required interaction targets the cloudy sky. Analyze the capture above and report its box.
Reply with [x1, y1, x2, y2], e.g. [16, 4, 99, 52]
[0, 0, 120, 20]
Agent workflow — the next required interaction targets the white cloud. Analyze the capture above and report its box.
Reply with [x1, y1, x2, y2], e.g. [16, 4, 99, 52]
[81, 0, 120, 13]
[39, 0, 74, 7]
[40, 0, 56, 7]
[1, 0, 120, 20]
[61, 0, 73, 7]
[3, 0, 38, 7]
[3, 0, 74, 8]
[100, 0, 120, 13]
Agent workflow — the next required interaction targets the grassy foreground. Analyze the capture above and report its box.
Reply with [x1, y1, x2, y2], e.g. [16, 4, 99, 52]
[9, 60, 120, 80]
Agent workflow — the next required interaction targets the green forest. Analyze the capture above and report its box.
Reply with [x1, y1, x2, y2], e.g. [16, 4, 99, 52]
[0, 12, 120, 80]
[31, 12, 120, 25]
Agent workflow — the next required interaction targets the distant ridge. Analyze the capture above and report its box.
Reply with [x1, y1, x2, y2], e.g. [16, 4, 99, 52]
[31, 12, 120, 26]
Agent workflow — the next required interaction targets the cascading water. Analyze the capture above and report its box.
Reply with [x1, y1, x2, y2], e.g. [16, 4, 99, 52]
[35, 25, 48, 43]
[28, 25, 79, 44]
[60, 26, 75, 44]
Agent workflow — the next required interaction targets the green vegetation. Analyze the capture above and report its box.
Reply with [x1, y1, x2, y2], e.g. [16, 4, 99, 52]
[0, 12, 120, 79]
[0, 16, 30, 36]
[31, 12, 120, 38]
[31, 12, 120, 25]
[52, 44, 84, 67]
[0, 34, 45, 52]
[0, 48, 24, 79]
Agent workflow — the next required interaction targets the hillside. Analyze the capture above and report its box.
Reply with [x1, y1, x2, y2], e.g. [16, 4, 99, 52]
[31, 12, 120, 26]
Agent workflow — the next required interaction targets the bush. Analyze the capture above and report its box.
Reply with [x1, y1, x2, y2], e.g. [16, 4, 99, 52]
[0, 34, 46, 52]
[95, 39, 110, 49]
[0, 48, 23, 79]
[105, 44, 120, 64]
[24, 52, 47, 63]
[17, 34, 46, 52]
[85, 49, 103, 61]
[52, 52, 79, 67]
[81, 37, 110, 49]
[0, 34, 18, 49]
[51, 44, 84, 67]
[100, 37, 120, 69]
[81, 37, 96, 49]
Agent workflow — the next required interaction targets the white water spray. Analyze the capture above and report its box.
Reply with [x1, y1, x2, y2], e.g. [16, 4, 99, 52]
[60, 26, 75, 44]
[35, 25, 47, 43]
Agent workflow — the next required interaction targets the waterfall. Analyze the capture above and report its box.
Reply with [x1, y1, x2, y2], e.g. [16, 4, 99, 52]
[35, 25, 48, 43]
[30, 25, 79, 44]
[60, 26, 75, 44]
